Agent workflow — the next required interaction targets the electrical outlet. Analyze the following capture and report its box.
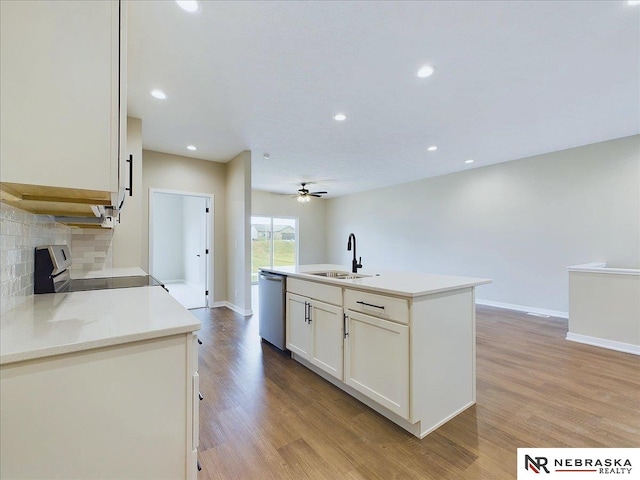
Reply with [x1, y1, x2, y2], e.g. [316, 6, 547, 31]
[234, 289, 238, 299]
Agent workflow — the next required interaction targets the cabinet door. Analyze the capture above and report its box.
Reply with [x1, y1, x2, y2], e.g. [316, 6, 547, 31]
[0, 0, 122, 192]
[286, 293, 310, 358]
[309, 300, 344, 380]
[345, 310, 409, 418]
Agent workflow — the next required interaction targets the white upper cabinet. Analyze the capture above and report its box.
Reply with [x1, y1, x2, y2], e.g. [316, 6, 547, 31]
[0, 0, 126, 196]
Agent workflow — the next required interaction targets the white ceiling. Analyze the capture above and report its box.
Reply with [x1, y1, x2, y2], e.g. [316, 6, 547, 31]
[127, 1, 640, 198]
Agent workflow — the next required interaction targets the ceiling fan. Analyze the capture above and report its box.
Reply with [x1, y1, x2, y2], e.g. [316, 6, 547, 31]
[294, 182, 327, 202]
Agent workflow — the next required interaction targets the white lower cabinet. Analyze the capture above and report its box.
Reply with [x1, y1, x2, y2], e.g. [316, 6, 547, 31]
[0, 333, 199, 479]
[285, 277, 478, 438]
[286, 292, 344, 380]
[286, 293, 311, 358]
[309, 300, 344, 380]
[344, 310, 409, 418]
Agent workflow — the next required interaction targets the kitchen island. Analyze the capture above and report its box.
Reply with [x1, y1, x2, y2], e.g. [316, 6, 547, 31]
[0, 285, 201, 479]
[260, 264, 491, 438]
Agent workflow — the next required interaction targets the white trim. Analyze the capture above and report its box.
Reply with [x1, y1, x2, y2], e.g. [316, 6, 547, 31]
[211, 301, 253, 317]
[566, 332, 640, 356]
[475, 299, 568, 319]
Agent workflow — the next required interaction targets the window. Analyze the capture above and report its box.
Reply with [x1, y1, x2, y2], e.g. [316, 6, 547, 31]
[251, 216, 298, 283]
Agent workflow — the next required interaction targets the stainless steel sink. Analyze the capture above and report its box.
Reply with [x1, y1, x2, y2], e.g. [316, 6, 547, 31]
[308, 270, 371, 280]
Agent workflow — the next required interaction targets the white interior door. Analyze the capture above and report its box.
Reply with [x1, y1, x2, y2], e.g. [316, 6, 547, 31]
[183, 196, 208, 307]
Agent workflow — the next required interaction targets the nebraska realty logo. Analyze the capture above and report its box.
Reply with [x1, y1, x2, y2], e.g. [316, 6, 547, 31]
[517, 449, 639, 479]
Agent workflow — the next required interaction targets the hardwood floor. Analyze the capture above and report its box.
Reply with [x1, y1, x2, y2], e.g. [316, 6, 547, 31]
[190, 305, 640, 479]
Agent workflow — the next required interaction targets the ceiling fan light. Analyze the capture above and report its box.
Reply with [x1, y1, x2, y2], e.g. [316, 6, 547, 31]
[297, 195, 310, 203]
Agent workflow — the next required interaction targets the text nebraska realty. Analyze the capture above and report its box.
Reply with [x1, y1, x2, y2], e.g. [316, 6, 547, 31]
[527, 455, 633, 475]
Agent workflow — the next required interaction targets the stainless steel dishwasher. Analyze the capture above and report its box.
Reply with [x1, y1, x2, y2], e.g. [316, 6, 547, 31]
[258, 271, 286, 350]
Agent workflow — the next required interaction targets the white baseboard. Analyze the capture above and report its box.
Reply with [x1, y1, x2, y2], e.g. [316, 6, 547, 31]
[566, 332, 640, 356]
[210, 301, 253, 317]
[475, 299, 568, 319]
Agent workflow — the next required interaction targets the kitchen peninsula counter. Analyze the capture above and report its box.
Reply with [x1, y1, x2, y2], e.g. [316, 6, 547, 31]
[260, 264, 491, 439]
[0, 285, 200, 365]
[1, 285, 201, 479]
[260, 263, 491, 298]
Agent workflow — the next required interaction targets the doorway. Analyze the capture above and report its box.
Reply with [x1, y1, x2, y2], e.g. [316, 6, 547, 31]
[149, 189, 213, 309]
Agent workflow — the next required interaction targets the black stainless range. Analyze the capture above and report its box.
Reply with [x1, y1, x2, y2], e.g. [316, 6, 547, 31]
[34, 245, 162, 294]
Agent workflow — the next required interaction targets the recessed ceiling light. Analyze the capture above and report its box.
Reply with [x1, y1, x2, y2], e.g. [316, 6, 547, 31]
[176, 1, 199, 12]
[333, 113, 347, 121]
[417, 65, 436, 78]
[465, 159, 474, 164]
[263, 153, 270, 160]
[427, 146, 438, 152]
[150, 89, 167, 99]
[187, 145, 197, 151]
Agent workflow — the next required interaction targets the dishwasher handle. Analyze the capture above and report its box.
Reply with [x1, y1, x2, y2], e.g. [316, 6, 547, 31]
[259, 273, 284, 282]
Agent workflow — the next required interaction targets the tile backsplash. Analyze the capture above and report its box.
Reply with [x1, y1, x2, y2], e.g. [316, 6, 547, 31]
[1, 202, 114, 314]
[69, 229, 114, 274]
[1, 202, 72, 314]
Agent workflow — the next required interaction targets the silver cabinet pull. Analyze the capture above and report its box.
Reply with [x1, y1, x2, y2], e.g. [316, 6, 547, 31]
[343, 313, 349, 338]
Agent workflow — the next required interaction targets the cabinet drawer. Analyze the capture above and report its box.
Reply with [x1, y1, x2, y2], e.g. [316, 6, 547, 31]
[287, 278, 342, 306]
[345, 289, 409, 324]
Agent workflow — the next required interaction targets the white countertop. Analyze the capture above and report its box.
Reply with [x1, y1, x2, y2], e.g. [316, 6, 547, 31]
[70, 267, 149, 279]
[260, 264, 491, 298]
[0, 286, 200, 365]
[568, 263, 640, 276]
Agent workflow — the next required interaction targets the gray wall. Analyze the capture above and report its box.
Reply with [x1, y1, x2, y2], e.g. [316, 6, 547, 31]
[113, 117, 144, 268]
[225, 151, 252, 314]
[251, 190, 327, 265]
[142, 150, 228, 303]
[326, 135, 640, 315]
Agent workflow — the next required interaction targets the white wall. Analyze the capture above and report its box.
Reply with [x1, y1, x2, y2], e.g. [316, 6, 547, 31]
[152, 193, 184, 282]
[325, 135, 640, 315]
[251, 190, 327, 265]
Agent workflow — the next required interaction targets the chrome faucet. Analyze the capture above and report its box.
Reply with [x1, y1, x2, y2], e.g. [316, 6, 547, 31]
[347, 233, 362, 273]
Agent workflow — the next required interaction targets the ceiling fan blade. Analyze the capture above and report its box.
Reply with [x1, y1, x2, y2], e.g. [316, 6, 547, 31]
[309, 191, 327, 195]
[310, 194, 323, 197]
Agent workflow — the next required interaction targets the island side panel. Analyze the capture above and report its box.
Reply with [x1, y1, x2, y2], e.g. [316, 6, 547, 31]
[410, 287, 475, 436]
